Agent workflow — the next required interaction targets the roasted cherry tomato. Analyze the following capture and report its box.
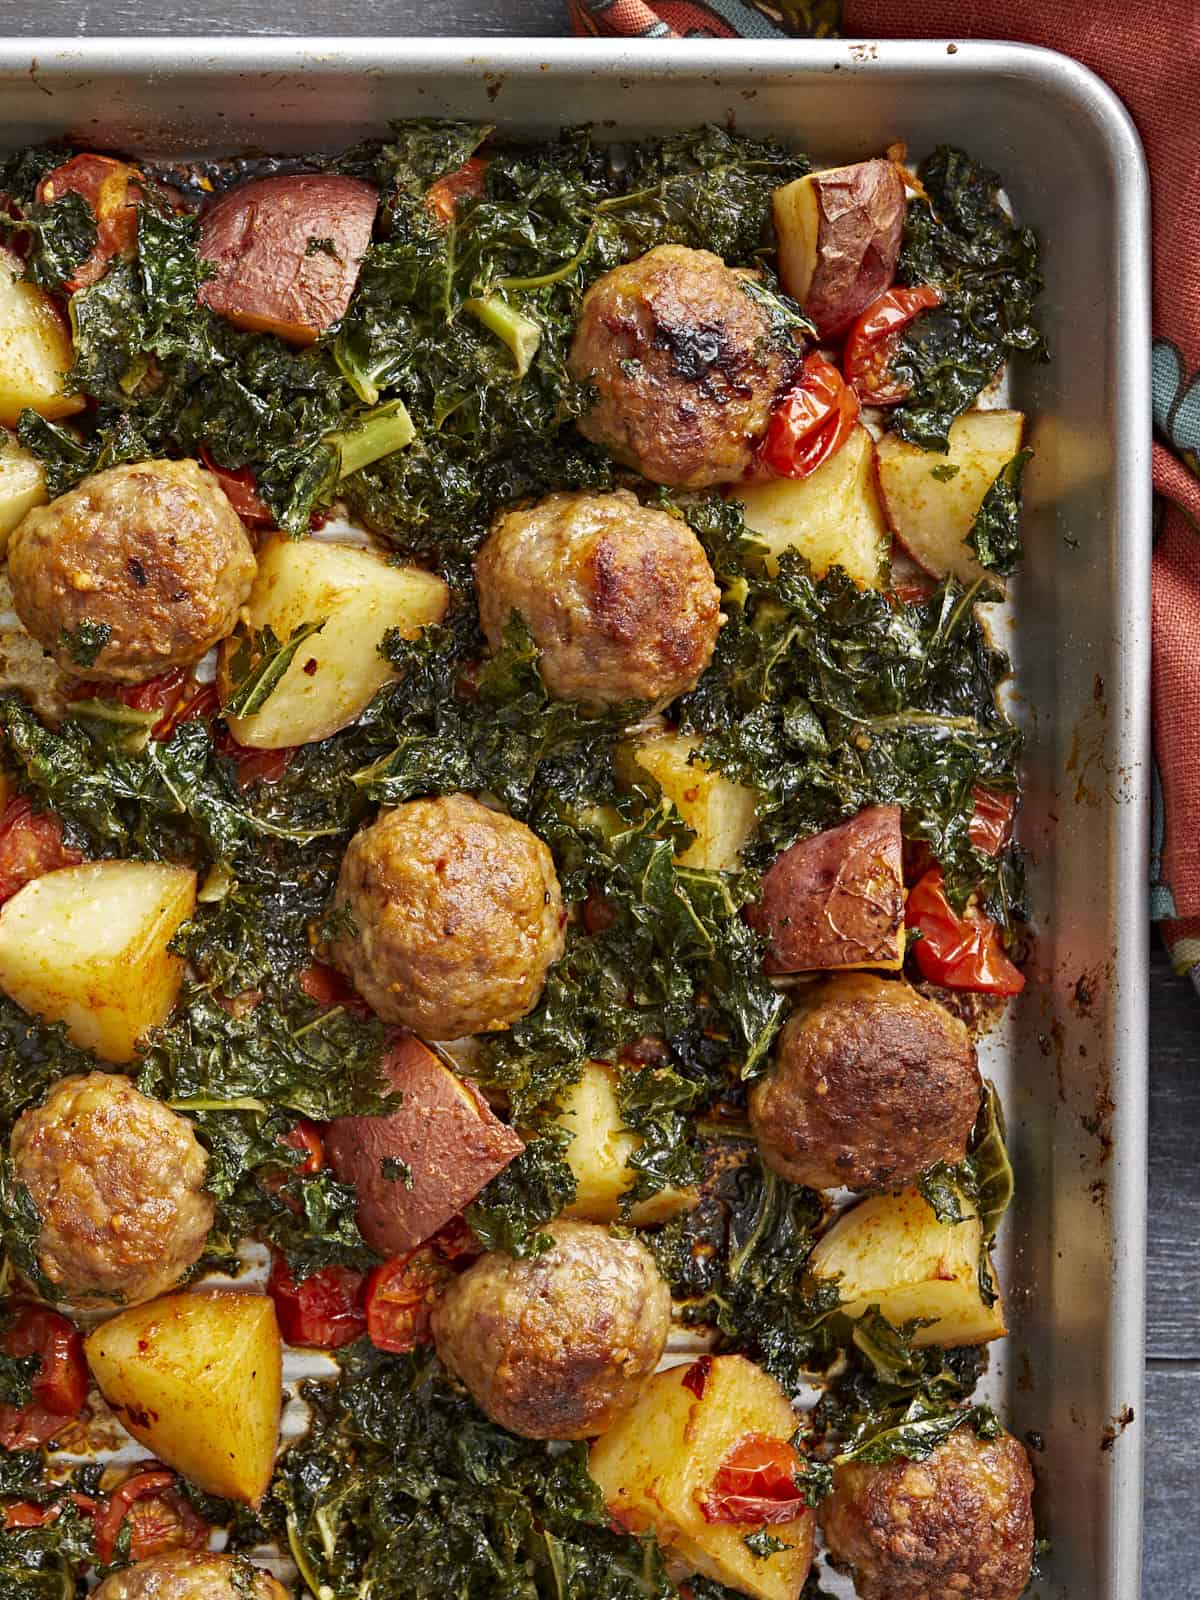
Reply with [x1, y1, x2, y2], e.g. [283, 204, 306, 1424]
[267, 1254, 366, 1349]
[968, 786, 1015, 857]
[0, 794, 84, 906]
[198, 447, 275, 528]
[260, 1118, 327, 1205]
[297, 962, 373, 1019]
[2, 1494, 97, 1530]
[93, 1468, 208, 1566]
[227, 745, 297, 788]
[67, 667, 190, 741]
[364, 1249, 453, 1354]
[698, 1433, 808, 1526]
[36, 154, 145, 291]
[906, 866, 1025, 996]
[842, 284, 943, 406]
[760, 352, 859, 480]
[424, 158, 488, 227]
[0, 1305, 88, 1451]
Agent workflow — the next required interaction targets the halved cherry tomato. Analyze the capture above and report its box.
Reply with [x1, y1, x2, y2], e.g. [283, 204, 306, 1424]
[429, 1214, 484, 1264]
[968, 786, 1015, 857]
[364, 1249, 453, 1354]
[198, 447, 275, 529]
[906, 866, 1025, 996]
[424, 158, 488, 227]
[297, 962, 373, 1019]
[760, 352, 859, 480]
[842, 284, 943, 406]
[36, 154, 145, 292]
[698, 1433, 808, 1526]
[0, 795, 84, 906]
[0, 1305, 88, 1451]
[267, 1254, 366, 1349]
[2, 1494, 97, 1530]
[93, 1468, 208, 1566]
[260, 1118, 327, 1205]
[227, 745, 296, 787]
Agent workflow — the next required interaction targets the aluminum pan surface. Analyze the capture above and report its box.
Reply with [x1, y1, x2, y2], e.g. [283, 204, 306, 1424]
[0, 38, 1153, 1600]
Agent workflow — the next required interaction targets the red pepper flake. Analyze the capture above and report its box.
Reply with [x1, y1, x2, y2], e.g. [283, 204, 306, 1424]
[681, 1355, 713, 1399]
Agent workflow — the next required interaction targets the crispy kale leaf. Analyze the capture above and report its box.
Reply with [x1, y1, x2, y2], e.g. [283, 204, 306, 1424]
[890, 146, 1047, 449]
[677, 496, 1023, 916]
[261, 1345, 682, 1600]
[966, 447, 1033, 576]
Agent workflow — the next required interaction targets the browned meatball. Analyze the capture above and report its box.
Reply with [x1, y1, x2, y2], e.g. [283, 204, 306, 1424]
[327, 793, 566, 1039]
[10, 1072, 214, 1305]
[569, 244, 798, 488]
[820, 1424, 1035, 1600]
[749, 973, 980, 1193]
[7, 459, 256, 684]
[475, 490, 720, 707]
[431, 1220, 670, 1439]
[93, 1551, 289, 1600]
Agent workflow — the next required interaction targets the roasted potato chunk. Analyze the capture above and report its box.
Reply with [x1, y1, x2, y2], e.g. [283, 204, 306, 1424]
[875, 409, 1026, 584]
[85, 1289, 283, 1507]
[0, 429, 47, 551]
[199, 174, 377, 345]
[617, 731, 758, 873]
[746, 805, 904, 974]
[736, 423, 889, 589]
[324, 1034, 523, 1256]
[808, 1186, 1006, 1346]
[0, 248, 85, 427]
[0, 861, 196, 1062]
[589, 1355, 816, 1600]
[773, 161, 906, 340]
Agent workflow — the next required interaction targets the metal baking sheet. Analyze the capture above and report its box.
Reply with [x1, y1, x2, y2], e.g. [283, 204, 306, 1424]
[0, 36, 1153, 1600]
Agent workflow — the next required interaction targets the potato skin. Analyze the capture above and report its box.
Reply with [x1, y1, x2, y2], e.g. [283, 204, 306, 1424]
[325, 1034, 523, 1254]
[93, 1552, 289, 1600]
[749, 973, 980, 1192]
[820, 1425, 1035, 1600]
[431, 1220, 670, 1439]
[746, 805, 904, 974]
[328, 793, 566, 1038]
[569, 244, 798, 488]
[786, 160, 905, 341]
[475, 489, 721, 707]
[199, 173, 377, 345]
[7, 459, 256, 684]
[10, 1071, 213, 1305]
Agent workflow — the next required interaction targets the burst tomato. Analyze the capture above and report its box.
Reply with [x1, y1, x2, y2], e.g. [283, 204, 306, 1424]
[2, 1494, 97, 1530]
[297, 962, 373, 1019]
[760, 352, 859, 480]
[0, 1305, 88, 1451]
[698, 1433, 808, 1526]
[67, 667, 190, 741]
[198, 448, 275, 528]
[267, 1255, 366, 1349]
[842, 284, 943, 405]
[92, 1468, 208, 1566]
[968, 786, 1015, 857]
[424, 158, 488, 226]
[363, 1249, 452, 1354]
[36, 153, 145, 291]
[0, 794, 84, 905]
[260, 1118, 326, 1205]
[906, 866, 1025, 996]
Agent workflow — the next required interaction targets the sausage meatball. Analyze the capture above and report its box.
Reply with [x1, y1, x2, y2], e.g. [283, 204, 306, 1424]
[749, 973, 980, 1193]
[10, 1072, 214, 1305]
[568, 244, 798, 488]
[431, 1219, 670, 1439]
[820, 1423, 1035, 1600]
[7, 459, 256, 684]
[93, 1552, 289, 1600]
[475, 490, 721, 707]
[327, 793, 566, 1039]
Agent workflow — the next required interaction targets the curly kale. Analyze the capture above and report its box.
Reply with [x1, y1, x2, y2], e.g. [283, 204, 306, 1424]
[888, 145, 1047, 449]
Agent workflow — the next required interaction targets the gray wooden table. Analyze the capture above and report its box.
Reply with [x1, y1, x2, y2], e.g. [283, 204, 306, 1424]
[0, 3, 1192, 1591]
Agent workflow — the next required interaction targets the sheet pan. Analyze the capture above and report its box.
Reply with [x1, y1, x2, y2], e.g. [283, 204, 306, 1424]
[0, 36, 1153, 1599]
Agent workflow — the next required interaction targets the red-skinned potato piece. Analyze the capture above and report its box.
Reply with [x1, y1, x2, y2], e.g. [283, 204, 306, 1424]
[198, 174, 378, 346]
[773, 159, 906, 341]
[325, 1034, 523, 1255]
[746, 804, 904, 975]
